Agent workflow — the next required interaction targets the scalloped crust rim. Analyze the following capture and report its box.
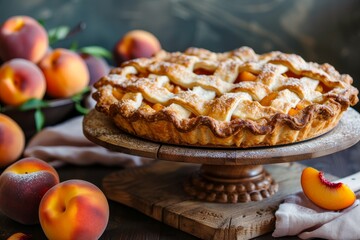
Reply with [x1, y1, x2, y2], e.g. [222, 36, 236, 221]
[95, 98, 349, 148]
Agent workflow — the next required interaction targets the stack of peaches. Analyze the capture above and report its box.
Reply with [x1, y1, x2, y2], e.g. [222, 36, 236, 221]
[0, 15, 162, 168]
[0, 16, 90, 105]
[0, 15, 112, 240]
[0, 15, 115, 104]
[0, 15, 162, 240]
[0, 15, 111, 167]
[0, 15, 114, 138]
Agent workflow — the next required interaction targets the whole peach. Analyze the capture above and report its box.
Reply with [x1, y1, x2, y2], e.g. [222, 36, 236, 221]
[6, 232, 31, 239]
[113, 30, 161, 66]
[0, 157, 59, 224]
[0, 16, 49, 63]
[80, 53, 110, 86]
[39, 179, 109, 240]
[0, 114, 25, 167]
[39, 48, 89, 98]
[0, 58, 46, 106]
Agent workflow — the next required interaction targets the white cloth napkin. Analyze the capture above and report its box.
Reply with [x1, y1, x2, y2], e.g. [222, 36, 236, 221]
[273, 181, 360, 239]
[24, 115, 153, 167]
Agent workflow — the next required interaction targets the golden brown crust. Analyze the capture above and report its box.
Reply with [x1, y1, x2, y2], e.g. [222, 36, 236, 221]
[93, 47, 358, 148]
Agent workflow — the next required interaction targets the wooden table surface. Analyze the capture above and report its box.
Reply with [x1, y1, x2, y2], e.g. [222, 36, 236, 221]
[1, 140, 360, 239]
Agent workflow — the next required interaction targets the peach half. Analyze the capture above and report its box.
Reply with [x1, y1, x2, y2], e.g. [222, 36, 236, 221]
[301, 167, 356, 210]
[113, 29, 161, 66]
[39, 48, 89, 99]
[0, 157, 59, 224]
[39, 179, 109, 240]
[0, 113, 25, 167]
[0, 58, 46, 106]
[0, 16, 49, 63]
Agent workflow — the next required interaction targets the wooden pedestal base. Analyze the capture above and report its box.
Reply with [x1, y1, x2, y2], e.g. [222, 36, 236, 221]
[103, 160, 304, 240]
[184, 164, 278, 203]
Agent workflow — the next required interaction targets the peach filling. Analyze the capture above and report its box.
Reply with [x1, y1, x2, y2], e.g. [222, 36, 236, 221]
[193, 68, 215, 75]
[283, 70, 302, 79]
[112, 89, 125, 100]
[164, 82, 183, 94]
[152, 103, 164, 112]
[126, 70, 149, 79]
[315, 82, 331, 94]
[234, 71, 257, 83]
[288, 100, 311, 116]
[259, 92, 278, 106]
[142, 100, 164, 112]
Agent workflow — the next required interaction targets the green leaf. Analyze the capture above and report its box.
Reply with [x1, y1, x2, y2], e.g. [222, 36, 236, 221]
[19, 99, 49, 111]
[75, 102, 90, 115]
[37, 19, 46, 27]
[71, 86, 91, 102]
[48, 26, 71, 44]
[35, 108, 45, 132]
[69, 41, 79, 51]
[71, 86, 91, 115]
[79, 46, 112, 60]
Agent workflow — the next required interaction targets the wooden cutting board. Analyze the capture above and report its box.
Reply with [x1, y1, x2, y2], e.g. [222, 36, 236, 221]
[103, 160, 309, 240]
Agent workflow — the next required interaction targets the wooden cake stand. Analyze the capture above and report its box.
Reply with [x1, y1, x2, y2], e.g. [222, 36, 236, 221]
[83, 108, 360, 240]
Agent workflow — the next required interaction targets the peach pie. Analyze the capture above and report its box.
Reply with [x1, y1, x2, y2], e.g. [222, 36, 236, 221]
[93, 47, 358, 147]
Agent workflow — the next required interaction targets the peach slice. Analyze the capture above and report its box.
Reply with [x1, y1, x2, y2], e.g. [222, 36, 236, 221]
[301, 167, 356, 210]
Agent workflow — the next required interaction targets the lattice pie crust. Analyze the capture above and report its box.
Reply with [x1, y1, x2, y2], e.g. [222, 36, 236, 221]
[93, 47, 358, 147]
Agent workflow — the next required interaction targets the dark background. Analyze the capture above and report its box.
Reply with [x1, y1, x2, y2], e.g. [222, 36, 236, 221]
[1, 0, 359, 111]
